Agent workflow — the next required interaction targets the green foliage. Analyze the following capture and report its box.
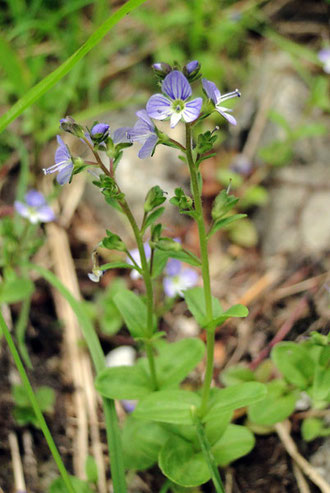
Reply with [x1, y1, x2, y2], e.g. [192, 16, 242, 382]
[144, 185, 167, 213]
[248, 380, 298, 426]
[184, 287, 248, 329]
[301, 417, 330, 442]
[96, 339, 205, 400]
[13, 384, 55, 427]
[101, 230, 126, 251]
[113, 289, 149, 338]
[227, 218, 258, 248]
[85, 455, 98, 484]
[49, 476, 94, 493]
[93, 278, 126, 336]
[0, 276, 34, 303]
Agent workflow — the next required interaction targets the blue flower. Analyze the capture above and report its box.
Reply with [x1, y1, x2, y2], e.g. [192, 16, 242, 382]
[147, 70, 202, 128]
[90, 123, 110, 140]
[202, 78, 240, 126]
[43, 136, 74, 185]
[184, 60, 199, 74]
[163, 259, 198, 298]
[14, 189, 55, 224]
[128, 110, 158, 159]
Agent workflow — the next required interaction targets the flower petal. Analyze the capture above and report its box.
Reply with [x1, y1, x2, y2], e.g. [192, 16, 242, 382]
[202, 78, 221, 105]
[14, 201, 29, 218]
[163, 277, 177, 298]
[138, 134, 158, 159]
[166, 259, 181, 276]
[136, 109, 154, 129]
[170, 111, 183, 128]
[56, 164, 73, 185]
[24, 189, 46, 207]
[112, 126, 131, 144]
[146, 94, 172, 120]
[182, 97, 202, 122]
[36, 205, 56, 222]
[162, 71, 192, 101]
[216, 107, 237, 125]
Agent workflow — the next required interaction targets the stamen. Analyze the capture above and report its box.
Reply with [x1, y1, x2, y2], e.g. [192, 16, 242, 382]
[219, 89, 241, 103]
[42, 159, 70, 175]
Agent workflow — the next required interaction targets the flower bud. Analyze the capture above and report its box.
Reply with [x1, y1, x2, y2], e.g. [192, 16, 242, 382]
[211, 190, 239, 221]
[90, 123, 110, 142]
[152, 62, 172, 79]
[60, 116, 85, 138]
[183, 60, 201, 81]
[102, 230, 126, 251]
[144, 185, 167, 213]
[155, 237, 182, 252]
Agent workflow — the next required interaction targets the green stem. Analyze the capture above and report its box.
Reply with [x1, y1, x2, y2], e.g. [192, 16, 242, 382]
[185, 123, 214, 416]
[25, 264, 127, 493]
[191, 408, 225, 493]
[0, 311, 75, 493]
[93, 151, 158, 389]
[118, 197, 158, 389]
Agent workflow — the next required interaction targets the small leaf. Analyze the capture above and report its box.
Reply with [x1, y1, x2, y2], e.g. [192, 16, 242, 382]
[144, 207, 166, 231]
[133, 390, 201, 425]
[208, 214, 247, 238]
[212, 424, 255, 466]
[239, 186, 268, 209]
[206, 304, 249, 330]
[95, 365, 153, 400]
[122, 417, 170, 470]
[216, 169, 243, 189]
[159, 435, 210, 487]
[227, 218, 258, 247]
[301, 417, 325, 442]
[184, 287, 223, 327]
[271, 342, 315, 389]
[248, 380, 298, 426]
[220, 365, 256, 386]
[113, 290, 148, 338]
[0, 278, 34, 303]
[166, 249, 201, 267]
[138, 339, 205, 389]
[204, 382, 267, 422]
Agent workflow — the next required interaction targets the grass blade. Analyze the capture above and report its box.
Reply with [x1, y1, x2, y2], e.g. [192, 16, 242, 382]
[0, 0, 148, 133]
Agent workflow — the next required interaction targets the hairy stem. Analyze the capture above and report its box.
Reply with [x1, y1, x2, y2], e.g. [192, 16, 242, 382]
[185, 123, 214, 416]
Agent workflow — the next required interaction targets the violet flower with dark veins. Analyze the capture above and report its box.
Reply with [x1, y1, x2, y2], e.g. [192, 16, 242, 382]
[128, 110, 158, 159]
[43, 136, 73, 185]
[147, 70, 202, 128]
[202, 78, 240, 126]
[15, 190, 55, 224]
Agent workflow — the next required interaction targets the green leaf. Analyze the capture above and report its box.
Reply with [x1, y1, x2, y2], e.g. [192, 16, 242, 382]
[95, 365, 153, 400]
[312, 366, 330, 402]
[85, 455, 98, 484]
[122, 417, 170, 470]
[113, 290, 148, 338]
[184, 287, 223, 327]
[143, 207, 166, 231]
[220, 365, 256, 386]
[159, 435, 210, 487]
[204, 382, 267, 422]
[271, 342, 315, 389]
[208, 214, 247, 238]
[0, 0, 149, 132]
[212, 424, 255, 466]
[239, 186, 268, 209]
[134, 390, 201, 425]
[248, 380, 298, 426]
[0, 277, 34, 303]
[227, 218, 258, 247]
[301, 418, 325, 442]
[151, 249, 169, 279]
[142, 339, 205, 389]
[206, 304, 249, 330]
[49, 476, 94, 493]
[166, 249, 201, 267]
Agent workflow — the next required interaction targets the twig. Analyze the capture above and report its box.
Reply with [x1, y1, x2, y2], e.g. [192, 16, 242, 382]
[225, 468, 233, 493]
[292, 460, 311, 493]
[22, 430, 39, 491]
[275, 421, 330, 493]
[9, 431, 26, 493]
